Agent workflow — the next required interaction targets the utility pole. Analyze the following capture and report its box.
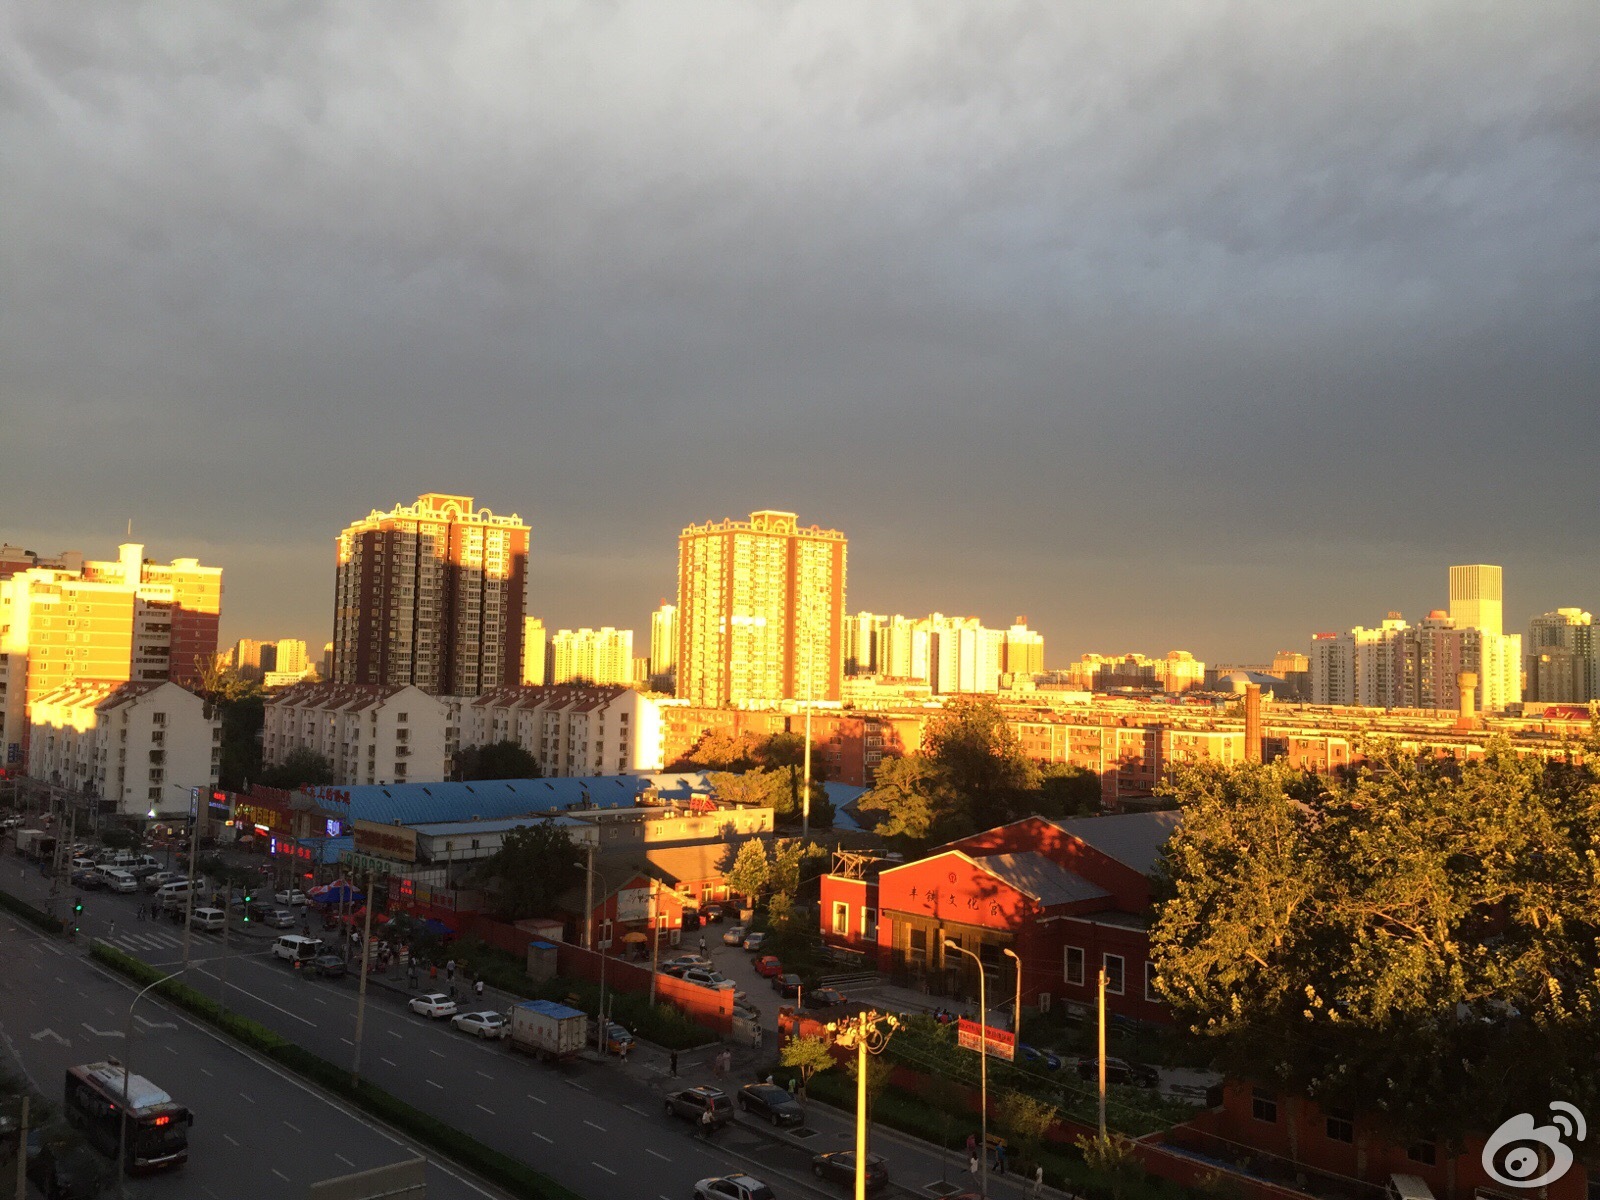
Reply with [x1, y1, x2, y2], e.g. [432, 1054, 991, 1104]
[801, 593, 813, 842]
[945, 940, 989, 1199]
[582, 845, 595, 948]
[351, 872, 377, 1086]
[13, 1094, 28, 1200]
[648, 879, 661, 1007]
[1097, 966, 1108, 1138]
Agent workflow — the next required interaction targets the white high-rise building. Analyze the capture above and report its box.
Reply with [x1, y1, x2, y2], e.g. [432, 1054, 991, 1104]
[550, 627, 635, 686]
[1526, 608, 1595, 703]
[521, 617, 547, 685]
[649, 603, 677, 679]
[1449, 565, 1503, 637]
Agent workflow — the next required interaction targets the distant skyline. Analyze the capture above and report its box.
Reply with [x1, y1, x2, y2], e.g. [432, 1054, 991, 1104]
[5, 4, 1596, 666]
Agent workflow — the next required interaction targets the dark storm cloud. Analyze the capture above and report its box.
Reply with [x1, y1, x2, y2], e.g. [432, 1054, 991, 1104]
[3, 1, 1596, 659]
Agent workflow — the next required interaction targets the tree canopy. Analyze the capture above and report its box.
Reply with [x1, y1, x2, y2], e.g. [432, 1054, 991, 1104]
[478, 822, 582, 921]
[454, 740, 543, 781]
[258, 747, 334, 790]
[1150, 744, 1600, 1142]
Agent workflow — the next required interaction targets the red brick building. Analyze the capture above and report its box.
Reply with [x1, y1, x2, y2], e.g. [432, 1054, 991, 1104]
[819, 811, 1180, 1024]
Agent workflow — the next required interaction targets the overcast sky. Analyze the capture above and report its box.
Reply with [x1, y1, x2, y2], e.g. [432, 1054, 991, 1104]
[4, 2, 1596, 665]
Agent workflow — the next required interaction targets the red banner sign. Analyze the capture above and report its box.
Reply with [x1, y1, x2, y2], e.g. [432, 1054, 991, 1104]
[956, 1018, 1016, 1061]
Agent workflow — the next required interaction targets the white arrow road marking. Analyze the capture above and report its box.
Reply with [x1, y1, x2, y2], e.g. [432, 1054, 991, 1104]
[80, 1024, 123, 1038]
[31, 1028, 69, 1045]
[134, 1015, 177, 1030]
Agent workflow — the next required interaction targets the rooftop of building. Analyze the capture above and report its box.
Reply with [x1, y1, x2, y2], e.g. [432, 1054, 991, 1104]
[980, 851, 1112, 907]
[1051, 810, 1183, 875]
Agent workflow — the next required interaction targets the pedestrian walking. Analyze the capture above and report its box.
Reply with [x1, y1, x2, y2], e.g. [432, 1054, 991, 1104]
[698, 935, 707, 955]
[474, 977, 485, 1000]
[699, 1107, 713, 1140]
[108, 920, 115, 938]
[669, 1050, 679, 1077]
[966, 1133, 977, 1158]
[995, 1143, 1008, 1175]
[408, 963, 419, 989]
[968, 1153, 979, 1179]
[136, 904, 144, 922]
[446, 958, 456, 982]
[429, 962, 438, 982]
[1032, 1164, 1045, 1198]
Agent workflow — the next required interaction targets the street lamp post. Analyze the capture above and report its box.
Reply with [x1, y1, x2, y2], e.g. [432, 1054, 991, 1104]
[1002, 947, 1022, 1043]
[574, 856, 611, 1057]
[827, 1009, 900, 1200]
[945, 940, 989, 1199]
[166, 784, 204, 972]
[118, 964, 191, 1199]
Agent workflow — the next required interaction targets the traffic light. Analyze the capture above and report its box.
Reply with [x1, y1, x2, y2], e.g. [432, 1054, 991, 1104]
[73, 898, 83, 916]
[241, 892, 252, 923]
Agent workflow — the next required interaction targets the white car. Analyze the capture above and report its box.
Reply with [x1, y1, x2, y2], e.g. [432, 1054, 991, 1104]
[451, 1011, 508, 1039]
[694, 1175, 777, 1200]
[143, 870, 183, 892]
[683, 968, 735, 990]
[722, 925, 748, 946]
[409, 993, 458, 1019]
[275, 888, 309, 906]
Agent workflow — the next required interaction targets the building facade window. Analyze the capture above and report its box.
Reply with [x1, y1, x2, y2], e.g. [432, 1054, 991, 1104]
[831, 901, 849, 936]
[1407, 1139, 1436, 1166]
[1103, 953, 1125, 995]
[1325, 1108, 1354, 1144]
[1251, 1088, 1278, 1123]
[1144, 961, 1162, 1003]
[1064, 946, 1084, 987]
[861, 907, 876, 938]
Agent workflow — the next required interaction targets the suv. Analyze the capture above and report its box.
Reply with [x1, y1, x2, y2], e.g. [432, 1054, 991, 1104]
[664, 1086, 733, 1128]
[1076, 1056, 1159, 1088]
[683, 968, 734, 990]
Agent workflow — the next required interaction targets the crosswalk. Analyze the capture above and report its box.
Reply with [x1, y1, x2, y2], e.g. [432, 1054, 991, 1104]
[107, 929, 187, 953]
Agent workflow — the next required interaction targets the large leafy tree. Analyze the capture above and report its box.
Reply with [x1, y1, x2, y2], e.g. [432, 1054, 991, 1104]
[856, 753, 964, 845]
[669, 728, 762, 772]
[454, 740, 542, 781]
[1151, 744, 1600, 1142]
[259, 747, 334, 790]
[723, 838, 771, 902]
[923, 698, 1041, 830]
[479, 822, 582, 921]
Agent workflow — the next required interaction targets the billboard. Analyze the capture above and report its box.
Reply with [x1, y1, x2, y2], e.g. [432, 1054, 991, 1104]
[956, 1017, 1016, 1061]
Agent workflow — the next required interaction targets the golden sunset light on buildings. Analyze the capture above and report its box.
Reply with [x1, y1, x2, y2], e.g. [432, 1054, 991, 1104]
[676, 510, 846, 706]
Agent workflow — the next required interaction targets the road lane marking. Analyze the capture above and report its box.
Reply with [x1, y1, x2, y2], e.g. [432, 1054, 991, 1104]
[193, 971, 317, 1027]
[200, 1068, 213, 1077]
[475, 1070, 493, 1079]
[592, 1162, 616, 1175]
[645, 1148, 671, 1162]
[567, 1081, 589, 1091]
[335, 1154, 355, 1167]
[311, 996, 328, 1006]
[272, 1169, 291, 1183]
[526, 1093, 546, 1104]
[625, 1104, 646, 1115]
[239, 1092, 256, 1104]
[223, 1133, 239, 1146]
[386, 1030, 403, 1040]
[283, 1120, 302, 1133]
[381, 1058, 397, 1067]
[340, 1037, 354, 1046]
[531, 1132, 553, 1144]
[427, 1080, 443, 1089]
[429, 1048, 445, 1058]
[475, 1104, 494, 1115]
[80, 1023, 123, 1038]
[584, 1120, 606, 1132]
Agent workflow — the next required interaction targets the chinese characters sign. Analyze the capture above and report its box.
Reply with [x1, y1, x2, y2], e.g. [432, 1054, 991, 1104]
[956, 1018, 1016, 1062]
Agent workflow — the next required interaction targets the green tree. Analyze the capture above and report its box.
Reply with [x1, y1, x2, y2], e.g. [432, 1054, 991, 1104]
[995, 1090, 1058, 1174]
[845, 1050, 894, 1121]
[857, 753, 963, 845]
[706, 769, 792, 815]
[670, 728, 762, 772]
[258, 747, 334, 790]
[779, 1035, 836, 1091]
[1035, 761, 1101, 818]
[453, 739, 542, 781]
[478, 822, 581, 921]
[723, 838, 770, 903]
[922, 698, 1040, 830]
[768, 838, 828, 901]
[756, 732, 834, 827]
[1076, 1132, 1140, 1200]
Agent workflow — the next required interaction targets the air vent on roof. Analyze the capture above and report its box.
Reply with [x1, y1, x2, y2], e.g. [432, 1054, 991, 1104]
[544, 782, 555, 790]
[465, 785, 476, 794]
[506, 783, 515, 791]
[382, 789, 392, 797]
[423, 788, 432, 796]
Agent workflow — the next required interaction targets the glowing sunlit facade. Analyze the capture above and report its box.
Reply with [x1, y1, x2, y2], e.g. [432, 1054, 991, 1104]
[332, 493, 529, 696]
[676, 510, 846, 707]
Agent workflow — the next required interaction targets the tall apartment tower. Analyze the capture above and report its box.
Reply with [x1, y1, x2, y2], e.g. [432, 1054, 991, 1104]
[1449, 565, 1503, 637]
[649, 602, 678, 679]
[332, 493, 529, 696]
[521, 617, 547, 685]
[1526, 608, 1596, 703]
[676, 510, 846, 706]
[550, 626, 635, 686]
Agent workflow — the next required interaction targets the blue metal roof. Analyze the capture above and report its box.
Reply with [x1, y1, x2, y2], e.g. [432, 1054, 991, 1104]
[336, 772, 720, 827]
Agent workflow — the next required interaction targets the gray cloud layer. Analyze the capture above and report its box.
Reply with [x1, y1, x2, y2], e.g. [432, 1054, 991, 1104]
[4, 2, 1596, 660]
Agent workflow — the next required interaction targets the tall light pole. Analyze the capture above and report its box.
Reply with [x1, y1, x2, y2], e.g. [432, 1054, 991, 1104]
[1097, 966, 1108, 1138]
[1002, 947, 1022, 1043]
[801, 590, 814, 842]
[350, 871, 377, 1086]
[574, 858, 611, 1057]
[827, 1009, 900, 1200]
[945, 940, 989, 1199]
[118, 964, 192, 1198]
[166, 783, 203, 972]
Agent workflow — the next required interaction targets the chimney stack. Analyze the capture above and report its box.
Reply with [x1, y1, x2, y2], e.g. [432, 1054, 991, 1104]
[1457, 672, 1478, 727]
[1244, 684, 1263, 764]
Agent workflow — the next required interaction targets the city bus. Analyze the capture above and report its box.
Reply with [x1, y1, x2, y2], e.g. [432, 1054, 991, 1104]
[63, 1061, 193, 1171]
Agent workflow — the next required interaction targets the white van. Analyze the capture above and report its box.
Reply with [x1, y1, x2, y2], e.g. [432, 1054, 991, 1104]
[101, 868, 139, 893]
[192, 907, 228, 932]
[271, 934, 323, 964]
[157, 880, 194, 909]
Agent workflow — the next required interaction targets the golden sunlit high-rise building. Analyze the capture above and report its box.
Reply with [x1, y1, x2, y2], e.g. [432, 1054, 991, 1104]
[676, 510, 846, 707]
[332, 493, 529, 696]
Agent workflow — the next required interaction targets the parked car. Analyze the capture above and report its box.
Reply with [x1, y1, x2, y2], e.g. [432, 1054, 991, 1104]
[70, 869, 102, 890]
[309, 953, 348, 978]
[453, 1010, 509, 1040]
[737, 1082, 804, 1127]
[409, 993, 458, 1019]
[102, 869, 139, 893]
[662, 954, 711, 975]
[732, 1001, 761, 1023]
[275, 888, 309, 906]
[588, 1020, 635, 1055]
[772, 973, 803, 998]
[741, 931, 767, 952]
[701, 905, 724, 924]
[722, 925, 748, 946]
[1076, 1055, 1159, 1088]
[752, 954, 783, 978]
[693, 1175, 776, 1200]
[25, 1127, 109, 1199]
[683, 968, 735, 990]
[803, 988, 845, 1010]
[812, 1150, 889, 1193]
[664, 1086, 733, 1127]
[262, 908, 297, 929]
[143, 870, 183, 892]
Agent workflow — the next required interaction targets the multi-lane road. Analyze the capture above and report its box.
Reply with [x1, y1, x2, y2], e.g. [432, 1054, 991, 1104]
[0, 855, 931, 1200]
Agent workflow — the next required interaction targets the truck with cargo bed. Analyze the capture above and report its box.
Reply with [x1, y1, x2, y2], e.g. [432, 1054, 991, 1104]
[508, 999, 587, 1062]
[16, 829, 56, 859]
